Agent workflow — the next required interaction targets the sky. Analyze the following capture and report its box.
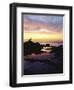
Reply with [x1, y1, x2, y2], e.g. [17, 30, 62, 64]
[23, 14, 63, 43]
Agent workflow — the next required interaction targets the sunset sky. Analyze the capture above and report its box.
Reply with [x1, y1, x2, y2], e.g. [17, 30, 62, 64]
[23, 14, 63, 43]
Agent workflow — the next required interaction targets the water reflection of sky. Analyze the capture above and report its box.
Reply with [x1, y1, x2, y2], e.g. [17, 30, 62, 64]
[41, 46, 52, 53]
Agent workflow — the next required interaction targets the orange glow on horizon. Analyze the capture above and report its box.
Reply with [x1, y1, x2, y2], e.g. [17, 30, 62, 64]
[23, 31, 63, 43]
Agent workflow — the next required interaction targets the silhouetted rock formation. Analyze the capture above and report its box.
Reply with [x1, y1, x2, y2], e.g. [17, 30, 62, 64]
[24, 39, 63, 58]
[45, 44, 50, 47]
[50, 45, 63, 72]
[24, 39, 43, 55]
[50, 45, 63, 60]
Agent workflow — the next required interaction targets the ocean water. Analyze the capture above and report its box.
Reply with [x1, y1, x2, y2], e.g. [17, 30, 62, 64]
[24, 52, 63, 75]
[41, 42, 63, 46]
[23, 42, 63, 75]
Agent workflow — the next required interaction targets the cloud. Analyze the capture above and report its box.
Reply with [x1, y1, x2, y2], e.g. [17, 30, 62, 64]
[23, 14, 63, 32]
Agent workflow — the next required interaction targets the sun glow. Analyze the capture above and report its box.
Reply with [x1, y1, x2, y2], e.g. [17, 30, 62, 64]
[23, 31, 63, 43]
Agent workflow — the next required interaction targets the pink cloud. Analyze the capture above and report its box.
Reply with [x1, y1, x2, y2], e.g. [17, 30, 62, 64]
[23, 19, 62, 33]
